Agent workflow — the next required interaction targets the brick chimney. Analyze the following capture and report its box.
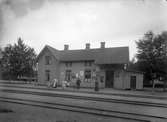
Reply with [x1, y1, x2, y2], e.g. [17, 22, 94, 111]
[100, 42, 105, 49]
[64, 44, 69, 50]
[85, 43, 90, 50]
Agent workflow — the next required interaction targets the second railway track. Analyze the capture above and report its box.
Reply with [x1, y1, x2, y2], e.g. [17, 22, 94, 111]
[0, 96, 166, 122]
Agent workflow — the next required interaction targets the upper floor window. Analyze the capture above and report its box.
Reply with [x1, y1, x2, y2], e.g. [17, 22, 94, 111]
[84, 61, 92, 67]
[65, 62, 72, 67]
[45, 56, 51, 65]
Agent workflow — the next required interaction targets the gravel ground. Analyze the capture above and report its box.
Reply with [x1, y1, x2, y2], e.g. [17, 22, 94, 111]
[0, 101, 142, 122]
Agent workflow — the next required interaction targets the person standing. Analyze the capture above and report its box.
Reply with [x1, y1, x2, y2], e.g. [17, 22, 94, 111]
[62, 80, 67, 89]
[76, 78, 81, 89]
[94, 79, 99, 91]
[53, 78, 58, 88]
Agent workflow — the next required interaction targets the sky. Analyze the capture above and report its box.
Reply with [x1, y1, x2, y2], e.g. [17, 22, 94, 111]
[0, 0, 167, 60]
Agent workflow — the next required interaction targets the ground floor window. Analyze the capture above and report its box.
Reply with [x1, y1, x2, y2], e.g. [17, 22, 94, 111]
[65, 70, 71, 81]
[45, 70, 50, 81]
[84, 70, 91, 82]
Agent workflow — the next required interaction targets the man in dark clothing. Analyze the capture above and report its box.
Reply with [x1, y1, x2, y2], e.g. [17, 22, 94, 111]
[76, 78, 81, 89]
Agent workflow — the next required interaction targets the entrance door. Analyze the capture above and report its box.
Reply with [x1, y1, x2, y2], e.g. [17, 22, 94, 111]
[65, 70, 71, 81]
[130, 76, 136, 89]
[105, 71, 114, 88]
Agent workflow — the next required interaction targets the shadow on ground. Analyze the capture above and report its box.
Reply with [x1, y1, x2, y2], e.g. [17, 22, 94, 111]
[0, 108, 13, 113]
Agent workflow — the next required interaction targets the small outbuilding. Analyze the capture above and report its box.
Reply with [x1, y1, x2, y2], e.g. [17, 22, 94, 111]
[114, 70, 143, 90]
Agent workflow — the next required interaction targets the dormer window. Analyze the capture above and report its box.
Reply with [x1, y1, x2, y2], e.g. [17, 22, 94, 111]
[45, 56, 51, 65]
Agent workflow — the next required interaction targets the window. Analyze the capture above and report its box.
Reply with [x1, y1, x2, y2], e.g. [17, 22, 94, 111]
[45, 70, 50, 81]
[45, 56, 51, 65]
[65, 70, 71, 81]
[84, 61, 92, 67]
[88, 62, 92, 66]
[84, 70, 91, 79]
[65, 62, 72, 67]
[84, 61, 87, 66]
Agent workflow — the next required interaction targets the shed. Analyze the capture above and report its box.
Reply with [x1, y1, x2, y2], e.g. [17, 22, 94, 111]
[114, 70, 143, 90]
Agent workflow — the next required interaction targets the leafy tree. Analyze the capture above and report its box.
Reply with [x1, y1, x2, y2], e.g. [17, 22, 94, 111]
[136, 31, 167, 89]
[1, 38, 36, 80]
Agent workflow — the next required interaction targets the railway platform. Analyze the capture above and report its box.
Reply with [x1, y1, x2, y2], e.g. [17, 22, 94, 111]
[0, 80, 167, 100]
[0, 83, 167, 105]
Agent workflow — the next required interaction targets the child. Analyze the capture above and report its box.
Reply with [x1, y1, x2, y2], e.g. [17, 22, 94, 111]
[53, 78, 58, 88]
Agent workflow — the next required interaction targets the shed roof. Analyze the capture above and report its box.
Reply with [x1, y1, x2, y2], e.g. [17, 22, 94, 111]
[124, 69, 144, 74]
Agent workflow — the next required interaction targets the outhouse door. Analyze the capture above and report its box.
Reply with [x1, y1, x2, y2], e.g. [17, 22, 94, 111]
[105, 71, 114, 88]
[130, 76, 136, 89]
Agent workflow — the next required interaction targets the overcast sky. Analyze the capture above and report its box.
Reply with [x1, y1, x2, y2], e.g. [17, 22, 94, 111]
[0, 0, 167, 60]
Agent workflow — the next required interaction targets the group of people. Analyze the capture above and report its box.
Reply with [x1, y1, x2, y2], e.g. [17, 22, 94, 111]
[48, 77, 99, 91]
[48, 77, 81, 89]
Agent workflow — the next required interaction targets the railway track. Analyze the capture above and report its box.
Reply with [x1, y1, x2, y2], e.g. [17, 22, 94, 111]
[1, 88, 167, 109]
[0, 96, 166, 122]
[0, 83, 167, 100]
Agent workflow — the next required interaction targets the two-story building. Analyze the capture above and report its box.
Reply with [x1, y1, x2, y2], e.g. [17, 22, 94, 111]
[37, 42, 143, 89]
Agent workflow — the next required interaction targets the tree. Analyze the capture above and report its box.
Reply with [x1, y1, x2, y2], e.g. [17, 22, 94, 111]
[136, 31, 167, 89]
[1, 38, 36, 80]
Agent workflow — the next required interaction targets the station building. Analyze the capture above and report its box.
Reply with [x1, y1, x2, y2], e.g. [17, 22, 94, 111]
[37, 42, 143, 89]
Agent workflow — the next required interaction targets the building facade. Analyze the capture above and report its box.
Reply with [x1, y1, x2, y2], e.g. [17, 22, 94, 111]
[37, 42, 143, 89]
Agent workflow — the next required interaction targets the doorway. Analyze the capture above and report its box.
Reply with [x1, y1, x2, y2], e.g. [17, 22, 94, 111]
[130, 76, 136, 89]
[105, 70, 114, 88]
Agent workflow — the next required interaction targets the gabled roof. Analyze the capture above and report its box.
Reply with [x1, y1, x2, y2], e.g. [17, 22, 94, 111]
[45, 45, 60, 59]
[37, 45, 129, 64]
[36, 45, 60, 61]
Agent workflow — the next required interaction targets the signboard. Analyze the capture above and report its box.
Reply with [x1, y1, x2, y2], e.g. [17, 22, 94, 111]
[80, 71, 84, 76]
[76, 73, 79, 78]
